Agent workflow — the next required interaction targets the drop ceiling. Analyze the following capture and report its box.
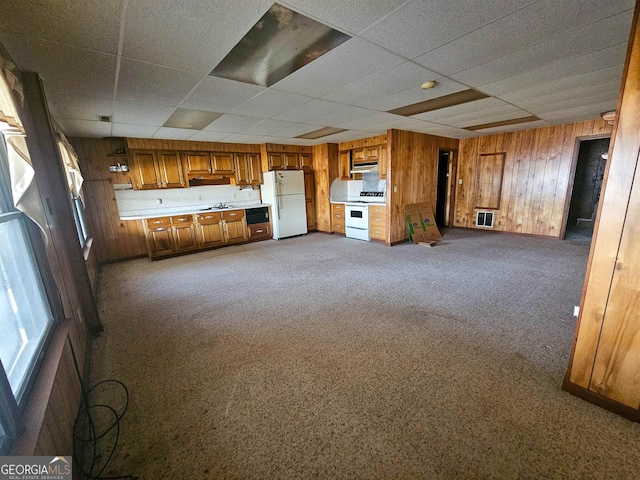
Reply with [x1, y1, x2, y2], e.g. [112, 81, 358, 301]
[0, 0, 633, 145]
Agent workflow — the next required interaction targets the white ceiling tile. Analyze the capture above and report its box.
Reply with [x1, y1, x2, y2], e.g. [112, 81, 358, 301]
[0, 33, 116, 98]
[415, 0, 634, 75]
[479, 43, 627, 96]
[116, 59, 204, 106]
[203, 114, 263, 132]
[357, 78, 468, 111]
[0, 0, 123, 53]
[46, 92, 113, 121]
[335, 112, 400, 131]
[272, 38, 405, 98]
[222, 133, 259, 143]
[360, 0, 534, 58]
[311, 106, 377, 126]
[112, 100, 176, 126]
[528, 90, 620, 115]
[111, 123, 160, 138]
[318, 130, 377, 143]
[179, 76, 266, 113]
[373, 117, 438, 131]
[188, 130, 232, 142]
[322, 61, 440, 105]
[271, 99, 344, 123]
[153, 127, 199, 140]
[229, 89, 313, 117]
[446, 108, 535, 129]
[452, 10, 634, 87]
[122, 0, 273, 73]
[57, 118, 113, 138]
[271, 123, 324, 137]
[241, 119, 298, 135]
[506, 83, 621, 111]
[536, 100, 618, 122]
[280, 0, 410, 34]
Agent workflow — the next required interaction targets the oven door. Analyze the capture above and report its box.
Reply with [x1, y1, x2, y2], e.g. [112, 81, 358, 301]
[345, 204, 370, 240]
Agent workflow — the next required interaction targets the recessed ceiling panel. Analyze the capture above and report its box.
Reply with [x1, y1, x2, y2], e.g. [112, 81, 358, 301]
[465, 115, 540, 131]
[296, 126, 348, 139]
[471, 120, 550, 135]
[152, 127, 198, 140]
[163, 108, 222, 130]
[410, 97, 510, 122]
[116, 59, 204, 106]
[210, 3, 351, 87]
[203, 114, 263, 133]
[389, 90, 489, 117]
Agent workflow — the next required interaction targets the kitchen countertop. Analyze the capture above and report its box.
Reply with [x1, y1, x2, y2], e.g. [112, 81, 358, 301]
[330, 197, 386, 205]
[119, 202, 271, 220]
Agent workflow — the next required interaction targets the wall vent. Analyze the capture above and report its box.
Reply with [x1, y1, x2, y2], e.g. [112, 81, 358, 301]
[476, 211, 494, 228]
[98, 115, 112, 123]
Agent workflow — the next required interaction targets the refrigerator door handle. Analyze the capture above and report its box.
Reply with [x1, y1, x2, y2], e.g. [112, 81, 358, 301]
[277, 195, 281, 219]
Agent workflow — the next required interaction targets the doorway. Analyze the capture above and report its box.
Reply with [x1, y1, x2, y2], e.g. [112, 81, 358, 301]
[436, 149, 456, 228]
[565, 138, 610, 241]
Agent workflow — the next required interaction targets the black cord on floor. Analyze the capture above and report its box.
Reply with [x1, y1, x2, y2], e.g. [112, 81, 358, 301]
[69, 337, 136, 480]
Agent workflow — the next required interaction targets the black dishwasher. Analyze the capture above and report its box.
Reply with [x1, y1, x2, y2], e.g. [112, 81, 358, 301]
[245, 206, 269, 225]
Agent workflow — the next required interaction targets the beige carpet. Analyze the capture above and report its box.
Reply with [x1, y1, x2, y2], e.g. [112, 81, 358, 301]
[89, 229, 640, 479]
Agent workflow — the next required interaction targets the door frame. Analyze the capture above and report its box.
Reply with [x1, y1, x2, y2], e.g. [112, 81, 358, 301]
[437, 148, 458, 228]
[559, 134, 611, 240]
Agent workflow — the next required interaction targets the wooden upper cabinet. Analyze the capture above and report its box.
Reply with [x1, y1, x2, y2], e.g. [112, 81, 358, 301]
[183, 151, 211, 175]
[157, 151, 185, 188]
[352, 148, 366, 164]
[131, 150, 161, 190]
[339, 150, 351, 180]
[299, 153, 313, 171]
[283, 153, 299, 170]
[268, 153, 284, 170]
[210, 153, 235, 175]
[247, 153, 263, 185]
[235, 153, 263, 186]
[364, 145, 379, 161]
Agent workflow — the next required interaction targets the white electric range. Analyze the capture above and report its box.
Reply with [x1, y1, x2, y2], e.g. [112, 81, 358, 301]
[344, 192, 385, 241]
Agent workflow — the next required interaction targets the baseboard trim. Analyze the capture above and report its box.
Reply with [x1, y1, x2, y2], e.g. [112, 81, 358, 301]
[562, 379, 640, 423]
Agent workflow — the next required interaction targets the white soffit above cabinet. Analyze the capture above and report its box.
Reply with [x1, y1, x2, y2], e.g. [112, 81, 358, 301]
[0, 0, 635, 143]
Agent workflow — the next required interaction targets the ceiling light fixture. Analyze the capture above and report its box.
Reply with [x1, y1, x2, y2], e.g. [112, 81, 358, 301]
[601, 110, 616, 125]
[210, 3, 351, 87]
[163, 108, 222, 130]
[388, 89, 489, 117]
[421, 80, 437, 90]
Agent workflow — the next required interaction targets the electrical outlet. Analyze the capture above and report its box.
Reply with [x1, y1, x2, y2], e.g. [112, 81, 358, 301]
[232, 193, 237, 198]
[393, 186, 397, 193]
[459, 179, 463, 184]
[156, 198, 162, 205]
[197, 195, 202, 201]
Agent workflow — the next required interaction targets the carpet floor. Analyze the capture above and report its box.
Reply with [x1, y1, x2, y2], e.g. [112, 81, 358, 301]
[88, 229, 640, 479]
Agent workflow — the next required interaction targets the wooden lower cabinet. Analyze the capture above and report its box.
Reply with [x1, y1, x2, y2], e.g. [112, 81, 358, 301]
[369, 205, 387, 241]
[248, 222, 271, 241]
[144, 209, 263, 259]
[331, 203, 345, 234]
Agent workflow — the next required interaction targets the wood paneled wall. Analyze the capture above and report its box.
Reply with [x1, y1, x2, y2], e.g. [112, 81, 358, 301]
[564, 2, 640, 421]
[338, 134, 387, 151]
[387, 129, 459, 244]
[126, 138, 262, 153]
[454, 119, 613, 237]
[312, 143, 339, 232]
[70, 137, 148, 263]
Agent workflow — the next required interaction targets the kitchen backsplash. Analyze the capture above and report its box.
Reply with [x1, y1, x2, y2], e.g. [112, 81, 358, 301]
[115, 185, 261, 216]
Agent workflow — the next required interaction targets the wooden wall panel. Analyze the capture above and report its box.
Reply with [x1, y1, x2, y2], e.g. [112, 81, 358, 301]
[475, 153, 505, 209]
[312, 143, 339, 233]
[70, 137, 148, 263]
[126, 138, 262, 153]
[454, 119, 613, 237]
[565, 2, 640, 417]
[388, 129, 459, 244]
[338, 134, 387, 151]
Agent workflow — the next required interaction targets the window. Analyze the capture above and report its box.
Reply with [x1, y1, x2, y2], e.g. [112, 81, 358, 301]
[69, 171, 89, 248]
[0, 134, 54, 453]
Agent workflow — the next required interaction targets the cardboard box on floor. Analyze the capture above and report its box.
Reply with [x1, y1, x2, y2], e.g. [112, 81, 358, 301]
[405, 203, 442, 246]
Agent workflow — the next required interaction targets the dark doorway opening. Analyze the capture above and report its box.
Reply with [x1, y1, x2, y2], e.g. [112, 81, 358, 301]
[565, 138, 610, 242]
[436, 150, 450, 228]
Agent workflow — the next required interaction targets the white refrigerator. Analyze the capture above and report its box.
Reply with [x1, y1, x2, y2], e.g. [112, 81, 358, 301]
[260, 170, 308, 239]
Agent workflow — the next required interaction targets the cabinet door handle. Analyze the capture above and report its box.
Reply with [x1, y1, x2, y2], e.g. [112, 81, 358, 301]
[256, 229, 264, 233]
[152, 220, 163, 224]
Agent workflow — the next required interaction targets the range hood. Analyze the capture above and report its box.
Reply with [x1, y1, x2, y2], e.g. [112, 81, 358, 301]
[350, 162, 378, 174]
